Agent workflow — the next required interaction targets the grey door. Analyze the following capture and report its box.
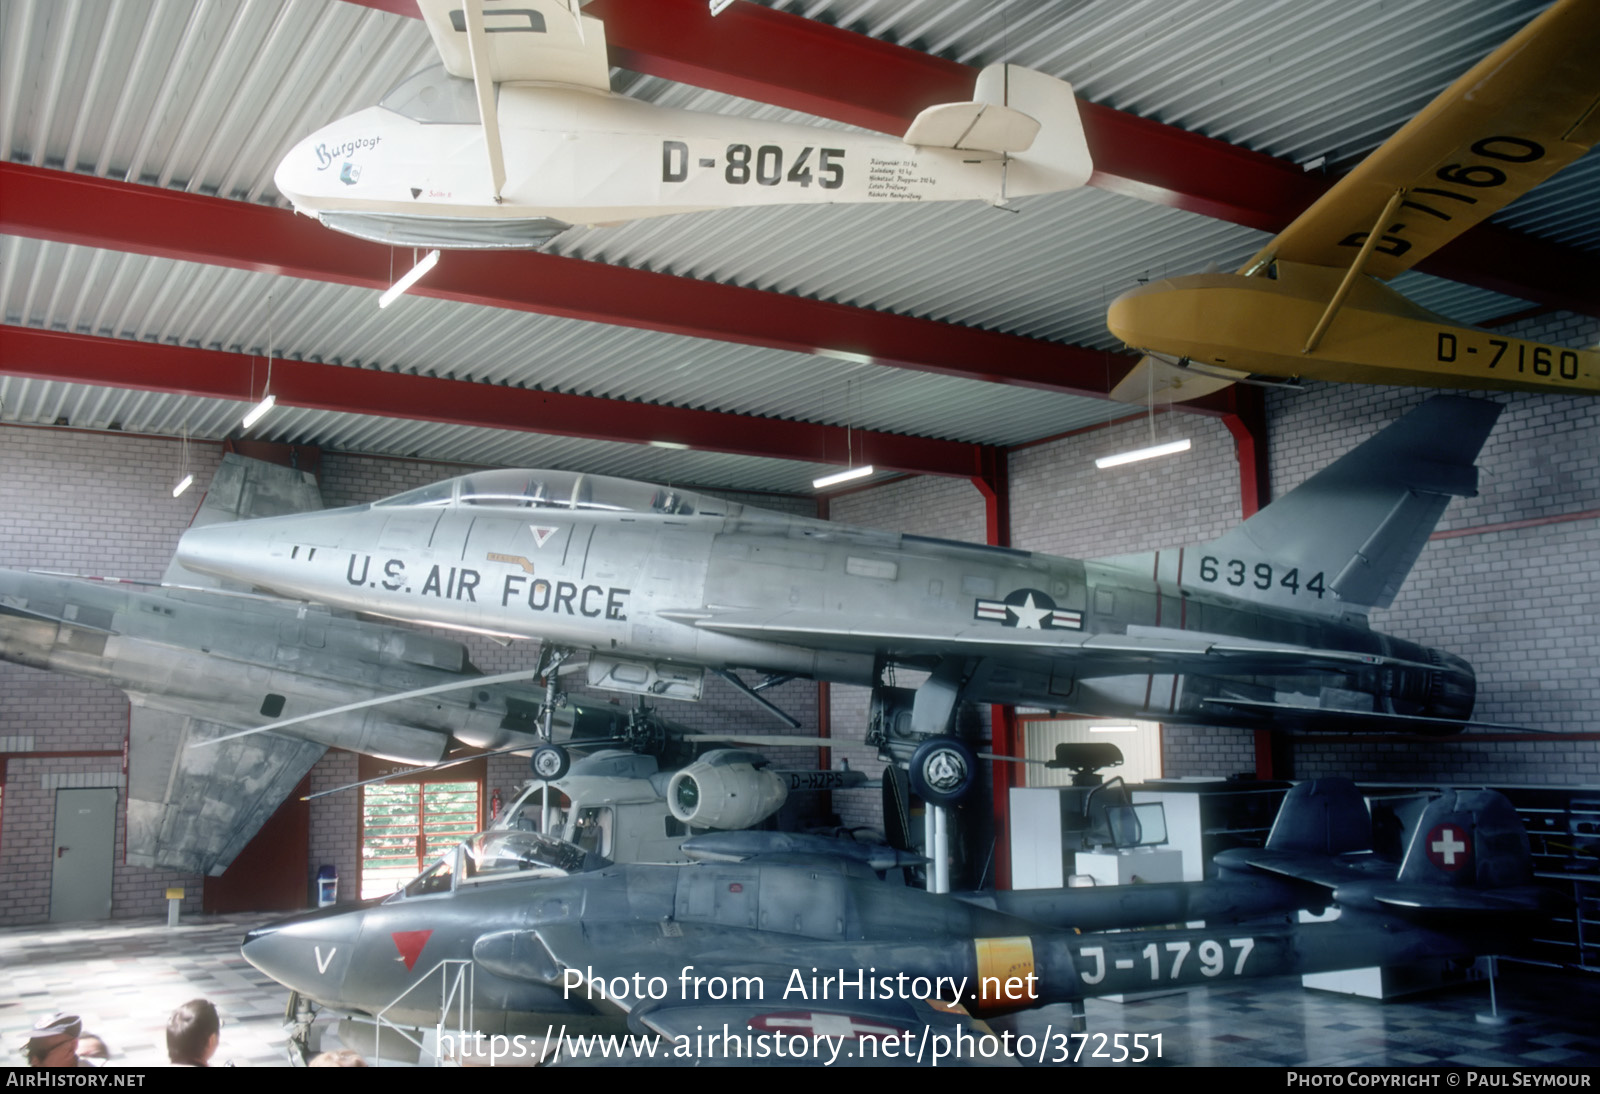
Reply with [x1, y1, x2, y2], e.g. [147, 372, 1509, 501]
[50, 787, 117, 922]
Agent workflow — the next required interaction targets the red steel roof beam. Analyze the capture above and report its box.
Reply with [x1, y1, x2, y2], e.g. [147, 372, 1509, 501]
[0, 164, 1128, 399]
[0, 328, 985, 479]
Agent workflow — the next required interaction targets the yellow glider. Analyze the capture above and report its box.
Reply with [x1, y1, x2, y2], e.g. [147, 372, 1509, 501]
[1108, 0, 1600, 402]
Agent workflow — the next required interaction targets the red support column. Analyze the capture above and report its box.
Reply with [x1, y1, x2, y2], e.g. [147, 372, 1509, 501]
[1220, 387, 1292, 780]
[972, 445, 1017, 888]
[815, 495, 833, 784]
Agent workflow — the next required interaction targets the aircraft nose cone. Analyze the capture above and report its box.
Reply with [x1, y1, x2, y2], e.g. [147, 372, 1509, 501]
[241, 903, 367, 999]
[173, 522, 255, 584]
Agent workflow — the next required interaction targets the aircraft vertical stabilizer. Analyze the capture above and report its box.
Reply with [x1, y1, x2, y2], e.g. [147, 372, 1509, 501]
[162, 454, 322, 592]
[1264, 778, 1371, 857]
[1337, 788, 1557, 917]
[126, 712, 324, 876]
[1193, 395, 1501, 617]
[1396, 790, 1534, 892]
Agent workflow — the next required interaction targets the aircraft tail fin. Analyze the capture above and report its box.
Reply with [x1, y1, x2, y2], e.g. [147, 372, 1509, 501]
[162, 454, 323, 592]
[1341, 788, 1561, 917]
[1265, 778, 1372, 857]
[1396, 790, 1533, 892]
[903, 64, 1093, 196]
[1187, 396, 1500, 618]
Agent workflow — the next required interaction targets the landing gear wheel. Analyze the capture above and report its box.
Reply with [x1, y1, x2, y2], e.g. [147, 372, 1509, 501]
[907, 736, 975, 806]
[531, 744, 570, 781]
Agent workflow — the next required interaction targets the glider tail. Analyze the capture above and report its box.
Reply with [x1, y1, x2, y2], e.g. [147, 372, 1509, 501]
[903, 63, 1093, 197]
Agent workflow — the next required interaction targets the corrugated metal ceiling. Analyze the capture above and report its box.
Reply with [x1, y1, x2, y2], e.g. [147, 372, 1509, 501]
[1, 0, 1593, 495]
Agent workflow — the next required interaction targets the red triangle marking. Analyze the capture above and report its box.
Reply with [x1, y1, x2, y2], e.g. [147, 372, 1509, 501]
[392, 929, 433, 972]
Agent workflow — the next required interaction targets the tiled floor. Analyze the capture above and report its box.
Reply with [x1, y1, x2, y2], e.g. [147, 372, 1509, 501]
[1, 914, 294, 1068]
[1000, 965, 1600, 1067]
[3, 913, 1597, 1067]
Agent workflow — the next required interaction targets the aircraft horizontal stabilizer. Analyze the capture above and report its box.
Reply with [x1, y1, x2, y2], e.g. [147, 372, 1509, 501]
[902, 64, 1094, 194]
[1224, 784, 1563, 921]
[1108, 353, 1249, 405]
[1352, 790, 1562, 918]
[903, 101, 1040, 153]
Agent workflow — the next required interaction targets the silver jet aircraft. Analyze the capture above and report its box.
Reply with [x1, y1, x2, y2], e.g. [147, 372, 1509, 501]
[177, 396, 1502, 788]
[2, 455, 817, 875]
[241, 781, 1556, 1062]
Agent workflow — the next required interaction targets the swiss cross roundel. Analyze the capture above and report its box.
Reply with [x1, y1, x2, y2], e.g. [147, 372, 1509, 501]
[1425, 824, 1471, 871]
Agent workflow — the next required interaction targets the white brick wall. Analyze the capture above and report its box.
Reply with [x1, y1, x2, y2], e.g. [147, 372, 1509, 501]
[1, 427, 220, 925]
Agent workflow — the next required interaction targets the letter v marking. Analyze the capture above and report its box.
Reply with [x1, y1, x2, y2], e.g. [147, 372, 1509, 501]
[315, 945, 337, 974]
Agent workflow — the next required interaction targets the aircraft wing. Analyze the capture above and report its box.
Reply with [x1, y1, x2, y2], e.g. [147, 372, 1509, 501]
[1245, 0, 1600, 280]
[1200, 697, 1558, 736]
[125, 706, 325, 877]
[1215, 846, 1394, 894]
[663, 608, 1443, 679]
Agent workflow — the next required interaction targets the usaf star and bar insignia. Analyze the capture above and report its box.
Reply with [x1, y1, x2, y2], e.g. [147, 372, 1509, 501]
[973, 588, 1082, 630]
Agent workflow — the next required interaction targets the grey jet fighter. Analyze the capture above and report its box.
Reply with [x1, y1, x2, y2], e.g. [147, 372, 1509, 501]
[240, 779, 1557, 1064]
[1, 456, 822, 875]
[176, 396, 1503, 791]
[0, 565, 842, 875]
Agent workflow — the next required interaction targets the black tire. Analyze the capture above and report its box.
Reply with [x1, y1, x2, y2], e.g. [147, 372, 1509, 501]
[907, 736, 976, 806]
[531, 743, 570, 781]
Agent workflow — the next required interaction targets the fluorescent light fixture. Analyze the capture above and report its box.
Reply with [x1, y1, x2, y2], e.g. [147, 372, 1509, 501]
[814, 347, 874, 366]
[378, 248, 441, 308]
[1094, 437, 1191, 469]
[648, 439, 690, 450]
[241, 393, 277, 429]
[813, 464, 874, 490]
[171, 473, 195, 498]
[1090, 723, 1141, 733]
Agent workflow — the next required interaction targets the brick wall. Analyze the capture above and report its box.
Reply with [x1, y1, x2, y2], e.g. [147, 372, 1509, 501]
[1264, 308, 1600, 783]
[1, 427, 218, 924]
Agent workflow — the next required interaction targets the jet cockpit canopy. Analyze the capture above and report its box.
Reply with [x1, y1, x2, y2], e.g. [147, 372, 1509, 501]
[396, 828, 610, 901]
[372, 469, 735, 519]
